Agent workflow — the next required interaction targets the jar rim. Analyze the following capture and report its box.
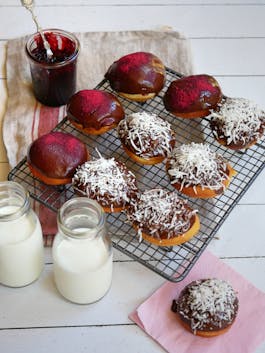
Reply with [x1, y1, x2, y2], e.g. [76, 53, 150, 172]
[57, 198, 105, 239]
[25, 28, 80, 68]
[0, 181, 30, 222]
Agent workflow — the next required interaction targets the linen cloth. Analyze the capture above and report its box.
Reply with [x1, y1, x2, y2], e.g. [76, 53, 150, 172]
[3, 30, 194, 244]
[130, 250, 265, 353]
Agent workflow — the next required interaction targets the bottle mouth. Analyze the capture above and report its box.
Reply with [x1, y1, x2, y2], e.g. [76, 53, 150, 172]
[57, 198, 105, 239]
[25, 28, 80, 68]
[0, 181, 30, 222]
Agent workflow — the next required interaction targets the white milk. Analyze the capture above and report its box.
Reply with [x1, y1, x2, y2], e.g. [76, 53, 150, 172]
[53, 234, 113, 304]
[0, 205, 44, 287]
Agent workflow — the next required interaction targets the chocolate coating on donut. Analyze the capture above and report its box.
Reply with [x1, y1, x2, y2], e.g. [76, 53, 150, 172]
[105, 52, 165, 95]
[164, 74, 222, 115]
[126, 189, 197, 240]
[27, 132, 88, 179]
[72, 157, 138, 210]
[209, 97, 265, 149]
[172, 278, 239, 333]
[67, 90, 125, 131]
[167, 143, 230, 194]
[117, 112, 175, 159]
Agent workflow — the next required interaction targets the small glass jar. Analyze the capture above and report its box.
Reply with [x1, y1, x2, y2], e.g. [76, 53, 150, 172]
[25, 28, 80, 106]
[0, 181, 44, 287]
[52, 198, 113, 304]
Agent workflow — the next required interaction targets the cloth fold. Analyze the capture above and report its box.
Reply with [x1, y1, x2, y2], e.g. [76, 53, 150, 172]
[129, 251, 265, 353]
[3, 30, 194, 242]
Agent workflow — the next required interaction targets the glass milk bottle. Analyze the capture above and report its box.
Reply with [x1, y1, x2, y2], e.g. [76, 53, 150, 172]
[0, 181, 44, 287]
[52, 198, 113, 304]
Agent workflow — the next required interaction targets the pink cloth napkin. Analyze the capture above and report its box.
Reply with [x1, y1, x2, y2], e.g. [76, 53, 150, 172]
[130, 251, 265, 353]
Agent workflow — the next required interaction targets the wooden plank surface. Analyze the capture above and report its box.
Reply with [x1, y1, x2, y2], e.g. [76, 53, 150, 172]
[1, 325, 264, 353]
[0, 257, 264, 329]
[0, 5, 265, 39]
[2, 1, 265, 5]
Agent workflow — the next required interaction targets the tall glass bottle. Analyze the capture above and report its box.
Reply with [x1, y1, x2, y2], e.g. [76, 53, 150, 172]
[0, 181, 44, 287]
[52, 198, 113, 304]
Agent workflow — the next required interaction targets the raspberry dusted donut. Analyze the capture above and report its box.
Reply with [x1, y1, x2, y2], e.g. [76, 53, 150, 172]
[27, 131, 89, 185]
[72, 154, 138, 213]
[163, 74, 222, 118]
[67, 90, 125, 135]
[166, 142, 236, 198]
[117, 111, 175, 165]
[209, 97, 265, 150]
[171, 278, 239, 337]
[105, 52, 165, 102]
[126, 189, 200, 247]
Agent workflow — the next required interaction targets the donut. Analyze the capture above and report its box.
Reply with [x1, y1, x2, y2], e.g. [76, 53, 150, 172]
[171, 278, 239, 337]
[166, 142, 236, 198]
[72, 155, 138, 213]
[27, 131, 89, 185]
[163, 74, 222, 118]
[126, 188, 200, 246]
[117, 111, 175, 165]
[67, 89, 125, 135]
[105, 52, 165, 102]
[209, 97, 265, 150]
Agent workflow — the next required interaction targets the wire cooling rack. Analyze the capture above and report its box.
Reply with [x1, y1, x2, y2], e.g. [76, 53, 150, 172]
[8, 68, 265, 282]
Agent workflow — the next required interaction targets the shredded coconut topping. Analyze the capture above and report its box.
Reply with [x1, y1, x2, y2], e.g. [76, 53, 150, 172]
[209, 97, 265, 146]
[117, 111, 174, 158]
[176, 278, 238, 332]
[126, 189, 197, 240]
[72, 155, 137, 208]
[168, 142, 229, 192]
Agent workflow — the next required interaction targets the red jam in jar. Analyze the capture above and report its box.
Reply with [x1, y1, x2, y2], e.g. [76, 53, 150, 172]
[26, 29, 80, 107]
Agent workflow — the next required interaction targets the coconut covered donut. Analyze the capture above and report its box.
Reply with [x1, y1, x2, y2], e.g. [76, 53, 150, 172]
[166, 142, 236, 198]
[126, 188, 200, 246]
[117, 111, 175, 165]
[171, 278, 239, 337]
[72, 154, 138, 213]
[209, 97, 265, 150]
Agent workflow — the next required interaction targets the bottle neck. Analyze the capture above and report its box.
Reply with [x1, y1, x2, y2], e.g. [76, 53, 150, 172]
[57, 198, 105, 240]
[0, 181, 30, 222]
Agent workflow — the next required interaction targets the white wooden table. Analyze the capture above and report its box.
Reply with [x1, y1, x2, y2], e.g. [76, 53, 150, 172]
[0, 1, 265, 352]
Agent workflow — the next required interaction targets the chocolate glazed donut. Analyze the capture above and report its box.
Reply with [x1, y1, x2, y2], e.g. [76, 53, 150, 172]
[27, 131, 89, 185]
[105, 52, 165, 101]
[67, 90, 125, 135]
[163, 74, 222, 118]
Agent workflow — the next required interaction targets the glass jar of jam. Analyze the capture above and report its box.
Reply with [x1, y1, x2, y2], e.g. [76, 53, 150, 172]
[0, 181, 44, 287]
[25, 28, 80, 107]
[52, 198, 113, 304]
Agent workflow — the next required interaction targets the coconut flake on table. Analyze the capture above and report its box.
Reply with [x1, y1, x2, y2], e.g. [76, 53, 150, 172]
[117, 111, 174, 158]
[168, 142, 229, 192]
[209, 97, 265, 145]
